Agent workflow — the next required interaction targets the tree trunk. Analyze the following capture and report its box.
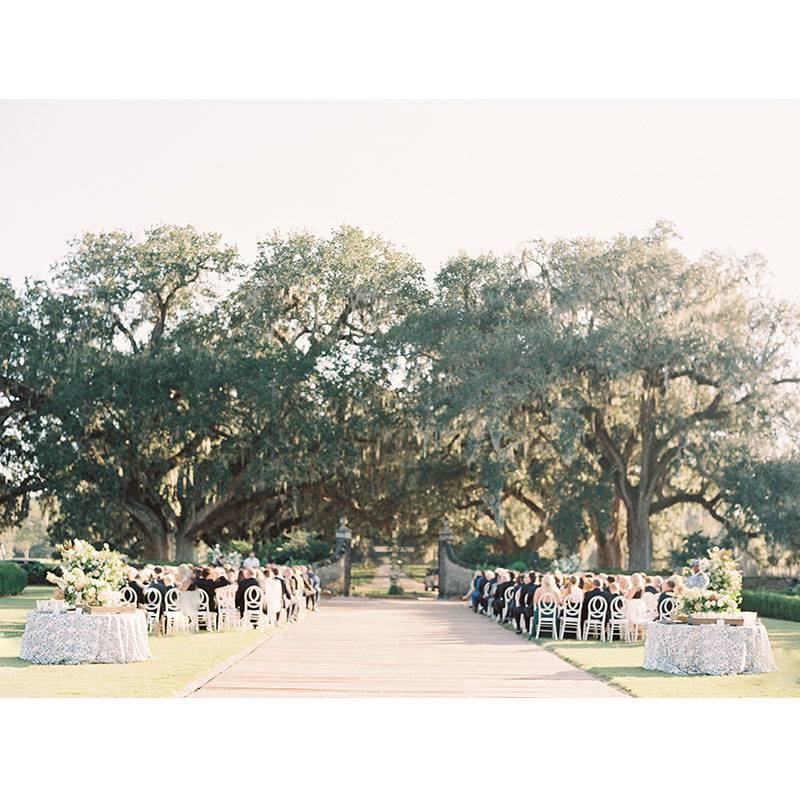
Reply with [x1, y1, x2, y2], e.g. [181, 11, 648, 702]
[626, 504, 652, 571]
[591, 495, 626, 569]
[124, 499, 170, 560]
[174, 531, 197, 563]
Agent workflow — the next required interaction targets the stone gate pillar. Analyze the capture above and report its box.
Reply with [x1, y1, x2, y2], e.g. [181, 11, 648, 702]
[437, 521, 473, 599]
[335, 517, 353, 597]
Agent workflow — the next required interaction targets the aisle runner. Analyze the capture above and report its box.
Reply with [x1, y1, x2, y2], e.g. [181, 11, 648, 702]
[190, 598, 624, 698]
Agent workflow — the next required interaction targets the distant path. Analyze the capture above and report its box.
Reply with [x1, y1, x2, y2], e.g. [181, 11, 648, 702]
[190, 598, 623, 697]
[362, 562, 426, 593]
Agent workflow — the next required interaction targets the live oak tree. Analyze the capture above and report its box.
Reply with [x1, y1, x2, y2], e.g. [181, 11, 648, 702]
[3, 222, 799, 570]
[39, 225, 428, 559]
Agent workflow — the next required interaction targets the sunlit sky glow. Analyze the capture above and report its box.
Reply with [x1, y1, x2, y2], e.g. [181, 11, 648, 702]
[2, 101, 799, 298]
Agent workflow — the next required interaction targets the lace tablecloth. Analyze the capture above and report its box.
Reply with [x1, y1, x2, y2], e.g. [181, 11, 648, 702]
[20, 610, 152, 664]
[643, 621, 776, 676]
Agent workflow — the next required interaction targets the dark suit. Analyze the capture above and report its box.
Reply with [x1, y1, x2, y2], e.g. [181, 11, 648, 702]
[492, 580, 515, 618]
[127, 579, 146, 605]
[514, 583, 537, 632]
[657, 590, 675, 616]
[581, 588, 611, 625]
[644, 585, 658, 595]
[194, 578, 218, 611]
[235, 577, 260, 614]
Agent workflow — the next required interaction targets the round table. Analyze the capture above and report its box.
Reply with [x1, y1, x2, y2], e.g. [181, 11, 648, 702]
[643, 621, 776, 676]
[20, 610, 152, 664]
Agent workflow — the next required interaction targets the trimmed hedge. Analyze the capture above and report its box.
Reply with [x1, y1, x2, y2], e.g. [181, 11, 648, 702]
[13, 559, 60, 585]
[741, 590, 800, 623]
[0, 561, 28, 596]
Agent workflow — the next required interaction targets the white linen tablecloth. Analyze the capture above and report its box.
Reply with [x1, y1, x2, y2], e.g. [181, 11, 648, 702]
[643, 621, 776, 676]
[20, 610, 152, 664]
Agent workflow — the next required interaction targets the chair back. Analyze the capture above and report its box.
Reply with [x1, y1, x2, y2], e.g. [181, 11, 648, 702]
[244, 585, 262, 611]
[121, 586, 137, 605]
[538, 592, 558, 617]
[587, 595, 607, 620]
[145, 587, 161, 615]
[165, 587, 181, 612]
[504, 586, 516, 602]
[216, 587, 233, 608]
[658, 596, 676, 620]
[610, 595, 627, 620]
[196, 588, 210, 612]
[562, 597, 581, 619]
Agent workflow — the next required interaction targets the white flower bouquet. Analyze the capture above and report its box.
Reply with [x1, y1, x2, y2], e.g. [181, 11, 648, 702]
[46, 539, 127, 607]
[680, 587, 739, 617]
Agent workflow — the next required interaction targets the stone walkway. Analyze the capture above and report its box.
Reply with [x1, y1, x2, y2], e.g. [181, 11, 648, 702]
[190, 598, 623, 697]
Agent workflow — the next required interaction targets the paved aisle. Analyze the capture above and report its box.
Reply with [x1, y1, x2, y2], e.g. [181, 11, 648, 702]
[190, 598, 623, 697]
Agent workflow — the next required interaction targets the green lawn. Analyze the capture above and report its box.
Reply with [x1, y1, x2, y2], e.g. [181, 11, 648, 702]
[534, 618, 800, 697]
[0, 586, 269, 697]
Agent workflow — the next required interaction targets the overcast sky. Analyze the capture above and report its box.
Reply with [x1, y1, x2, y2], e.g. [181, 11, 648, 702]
[2, 100, 799, 298]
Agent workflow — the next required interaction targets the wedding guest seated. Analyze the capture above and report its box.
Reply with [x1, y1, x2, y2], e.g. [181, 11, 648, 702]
[194, 567, 221, 612]
[126, 569, 146, 605]
[513, 572, 538, 633]
[235, 568, 260, 614]
[605, 575, 620, 595]
[478, 571, 496, 614]
[581, 577, 611, 625]
[657, 579, 677, 615]
[492, 570, 516, 619]
[626, 572, 646, 599]
[617, 575, 630, 594]
[470, 571, 487, 611]
[644, 576, 658, 594]
[565, 575, 584, 603]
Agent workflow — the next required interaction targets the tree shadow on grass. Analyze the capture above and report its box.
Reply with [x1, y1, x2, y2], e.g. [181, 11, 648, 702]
[0, 656, 31, 669]
[0, 622, 26, 638]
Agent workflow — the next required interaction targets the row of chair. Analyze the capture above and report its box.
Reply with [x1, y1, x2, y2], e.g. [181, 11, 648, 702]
[122, 584, 282, 636]
[484, 587, 676, 642]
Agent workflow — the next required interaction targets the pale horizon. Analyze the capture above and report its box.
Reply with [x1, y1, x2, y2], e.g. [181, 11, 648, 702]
[2, 100, 800, 298]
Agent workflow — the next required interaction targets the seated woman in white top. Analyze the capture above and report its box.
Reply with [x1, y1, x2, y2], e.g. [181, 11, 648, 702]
[534, 574, 563, 605]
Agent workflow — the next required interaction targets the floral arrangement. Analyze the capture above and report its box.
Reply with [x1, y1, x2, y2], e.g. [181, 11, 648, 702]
[681, 545, 742, 604]
[679, 545, 743, 617]
[46, 539, 127, 607]
[680, 587, 739, 616]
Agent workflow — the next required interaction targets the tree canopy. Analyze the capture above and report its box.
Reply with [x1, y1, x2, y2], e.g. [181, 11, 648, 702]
[1, 222, 798, 569]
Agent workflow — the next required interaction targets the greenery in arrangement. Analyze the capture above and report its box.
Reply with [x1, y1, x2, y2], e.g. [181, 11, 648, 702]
[2, 222, 799, 571]
[0, 562, 27, 596]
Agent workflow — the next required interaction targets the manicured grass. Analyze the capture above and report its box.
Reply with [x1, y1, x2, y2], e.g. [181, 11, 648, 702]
[534, 618, 800, 698]
[0, 586, 269, 698]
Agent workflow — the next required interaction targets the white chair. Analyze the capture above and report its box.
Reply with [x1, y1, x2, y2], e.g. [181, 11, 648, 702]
[501, 586, 516, 623]
[658, 596, 676, 621]
[120, 586, 138, 605]
[144, 587, 162, 635]
[630, 595, 657, 641]
[534, 593, 559, 639]
[242, 585, 266, 630]
[582, 595, 608, 641]
[216, 587, 240, 630]
[606, 595, 630, 642]
[164, 587, 191, 635]
[559, 597, 582, 640]
[187, 588, 217, 632]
